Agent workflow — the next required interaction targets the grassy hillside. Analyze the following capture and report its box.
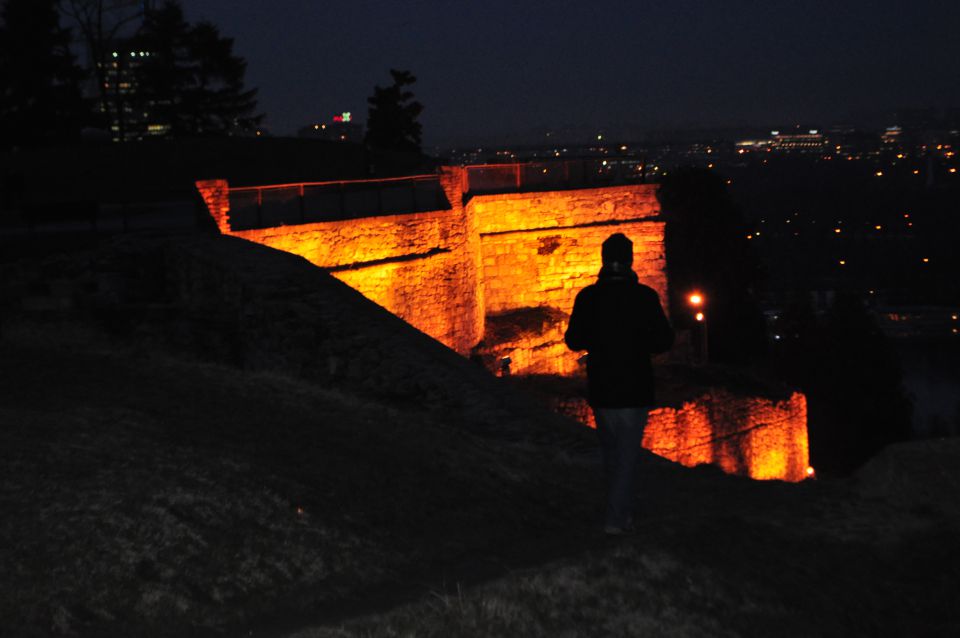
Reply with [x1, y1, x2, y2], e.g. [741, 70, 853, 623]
[2, 233, 958, 637]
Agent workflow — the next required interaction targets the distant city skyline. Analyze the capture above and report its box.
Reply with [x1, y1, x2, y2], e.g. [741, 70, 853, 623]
[176, 0, 960, 146]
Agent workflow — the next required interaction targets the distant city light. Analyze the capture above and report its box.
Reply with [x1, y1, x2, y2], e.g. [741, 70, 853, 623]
[875, 225, 882, 230]
[839, 260, 846, 265]
[834, 228, 842, 234]
[695, 312, 705, 322]
[875, 171, 884, 177]
[922, 257, 930, 263]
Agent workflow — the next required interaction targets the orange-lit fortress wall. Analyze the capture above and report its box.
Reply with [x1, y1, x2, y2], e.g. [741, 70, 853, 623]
[556, 390, 809, 482]
[197, 169, 484, 355]
[469, 185, 664, 375]
[197, 169, 810, 482]
[196, 168, 662, 357]
[473, 186, 665, 313]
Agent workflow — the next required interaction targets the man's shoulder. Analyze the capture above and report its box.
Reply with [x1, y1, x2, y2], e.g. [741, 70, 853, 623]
[574, 282, 600, 299]
[634, 283, 660, 298]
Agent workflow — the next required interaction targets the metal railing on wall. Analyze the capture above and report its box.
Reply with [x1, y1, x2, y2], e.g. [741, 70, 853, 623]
[227, 174, 448, 231]
[463, 158, 649, 195]
[224, 159, 652, 231]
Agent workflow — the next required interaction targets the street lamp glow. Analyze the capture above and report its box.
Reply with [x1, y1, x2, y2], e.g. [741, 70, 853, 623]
[695, 312, 705, 322]
[688, 293, 704, 306]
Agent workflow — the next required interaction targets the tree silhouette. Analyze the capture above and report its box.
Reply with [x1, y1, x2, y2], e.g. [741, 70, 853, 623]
[132, 0, 261, 137]
[0, 0, 88, 147]
[772, 293, 912, 473]
[60, 0, 143, 132]
[365, 69, 423, 153]
[657, 167, 766, 364]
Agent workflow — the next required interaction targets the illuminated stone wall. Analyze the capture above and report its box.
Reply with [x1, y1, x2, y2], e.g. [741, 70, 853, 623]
[470, 185, 666, 315]
[197, 169, 484, 355]
[463, 184, 665, 374]
[197, 173, 662, 358]
[555, 391, 810, 482]
[197, 173, 810, 483]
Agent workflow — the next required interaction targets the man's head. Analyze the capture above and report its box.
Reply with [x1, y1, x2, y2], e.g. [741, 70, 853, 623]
[601, 233, 633, 268]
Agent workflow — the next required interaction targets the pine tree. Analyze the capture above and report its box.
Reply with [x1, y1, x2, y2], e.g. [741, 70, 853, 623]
[0, 0, 88, 147]
[365, 69, 423, 153]
[133, 0, 261, 137]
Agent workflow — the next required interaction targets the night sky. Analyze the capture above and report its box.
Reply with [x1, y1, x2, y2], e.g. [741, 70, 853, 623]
[181, 0, 960, 146]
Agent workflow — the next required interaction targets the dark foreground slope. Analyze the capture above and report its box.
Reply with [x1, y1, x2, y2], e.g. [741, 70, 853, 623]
[2, 234, 958, 637]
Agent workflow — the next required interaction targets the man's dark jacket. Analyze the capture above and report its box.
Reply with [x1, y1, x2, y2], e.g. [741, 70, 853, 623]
[564, 268, 674, 408]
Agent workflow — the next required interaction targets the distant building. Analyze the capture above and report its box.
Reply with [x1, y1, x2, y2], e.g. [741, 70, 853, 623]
[98, 43, 169, 142]
[735, 128, 825, 154]
[770, 128, 825, 152]
[298, 112, 363, 142]
[880, 126, 902, 145]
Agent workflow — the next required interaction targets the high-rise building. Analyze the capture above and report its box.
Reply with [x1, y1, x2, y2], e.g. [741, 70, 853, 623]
[95, 2, 168, 142]
[98, 42, 170, 142]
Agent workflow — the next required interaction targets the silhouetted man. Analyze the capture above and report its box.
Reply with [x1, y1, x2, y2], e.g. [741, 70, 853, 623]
[564, 233, 673, 535]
